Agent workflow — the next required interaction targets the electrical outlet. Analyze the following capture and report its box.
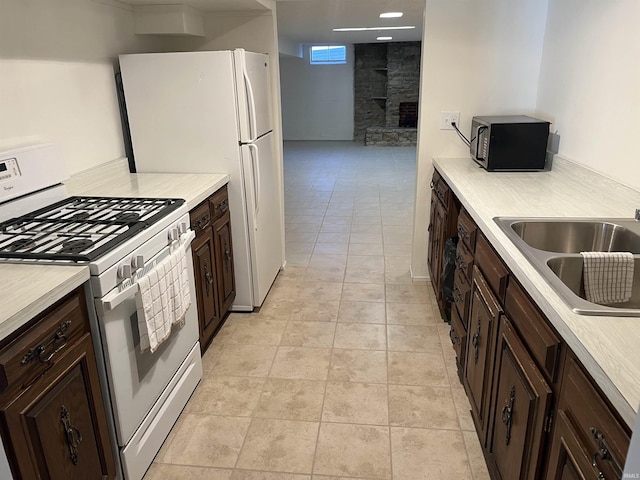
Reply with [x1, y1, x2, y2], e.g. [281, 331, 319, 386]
[440, 111, 460, 130]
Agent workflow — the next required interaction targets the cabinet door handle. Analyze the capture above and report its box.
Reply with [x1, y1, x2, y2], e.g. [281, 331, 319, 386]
[472, 316, 481, 363]
[500, 386, 516, 446]
[21, 320, 71, 365]
[194, 214, 210, 232]
[453, 286, 464, 303]
[457, 224, 470, 240]
[224, 239, 232, 269]
[430, 180, 435, 189]
[204, 264, 213, 297]
[215, 199, 229, 214]
[60, 405, 82, 466]
[590, 427, 623, 478]
[455, 253, 467, 271]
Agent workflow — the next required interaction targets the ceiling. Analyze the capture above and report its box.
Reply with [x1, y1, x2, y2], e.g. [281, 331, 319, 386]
[276, 0, 425, 46]
[118, 0, 273, 12]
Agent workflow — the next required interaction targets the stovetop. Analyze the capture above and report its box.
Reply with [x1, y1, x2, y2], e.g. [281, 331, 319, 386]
[0, 196, 185, 262]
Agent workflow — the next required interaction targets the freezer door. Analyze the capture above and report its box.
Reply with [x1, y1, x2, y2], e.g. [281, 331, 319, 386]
[241, 133, 283, 306]
[119, 51, 240, 173]
[234, 49, 273, 142]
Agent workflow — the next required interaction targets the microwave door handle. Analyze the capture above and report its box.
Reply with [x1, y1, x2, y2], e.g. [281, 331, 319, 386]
[475, 126, 486, 161]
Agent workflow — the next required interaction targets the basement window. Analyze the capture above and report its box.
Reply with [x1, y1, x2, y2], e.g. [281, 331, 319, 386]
[310, 45, 347, 65]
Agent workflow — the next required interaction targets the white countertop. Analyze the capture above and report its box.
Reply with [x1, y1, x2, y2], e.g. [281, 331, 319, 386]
[1, 159, 229, 342]
[65, 158, 229, 210]
[434, 156, 640, 427]
[0, 264, 90, 340]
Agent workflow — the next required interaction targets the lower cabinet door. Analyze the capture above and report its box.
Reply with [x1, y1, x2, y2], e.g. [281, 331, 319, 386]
[545, 410, 602, 480]
[464, 266, 502, 443]
[213, 212, 236, 316]
[2, 334, 115, 479]
[427, 189, 438, 282]
[450, 305, 467, 382]
[192, 229, 222, 351]
[487, 317, 552, 480]
[430, 195, 445, 300]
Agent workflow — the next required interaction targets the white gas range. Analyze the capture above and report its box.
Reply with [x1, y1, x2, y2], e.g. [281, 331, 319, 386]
[0, 144, 202, 480]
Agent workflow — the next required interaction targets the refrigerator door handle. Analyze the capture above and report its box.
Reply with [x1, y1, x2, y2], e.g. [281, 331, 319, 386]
[243, 69, 258, 143]
[247, 143, 261, 224]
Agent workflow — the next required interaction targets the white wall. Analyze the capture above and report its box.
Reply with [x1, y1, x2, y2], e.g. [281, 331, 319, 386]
[536, 0, 640, 190]
[412, 0, 549, 278]
[0, 0, 165, 174]
[279, 46, 354, 140]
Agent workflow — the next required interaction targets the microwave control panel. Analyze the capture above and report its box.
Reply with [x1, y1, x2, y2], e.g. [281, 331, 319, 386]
[480, 135, 489, 159]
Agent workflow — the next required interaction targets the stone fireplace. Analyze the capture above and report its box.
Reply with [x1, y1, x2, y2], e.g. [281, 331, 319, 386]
[353, 42, 421, 146]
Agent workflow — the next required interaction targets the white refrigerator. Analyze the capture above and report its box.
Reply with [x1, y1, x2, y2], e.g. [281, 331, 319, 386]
[119, 49, 284, 310]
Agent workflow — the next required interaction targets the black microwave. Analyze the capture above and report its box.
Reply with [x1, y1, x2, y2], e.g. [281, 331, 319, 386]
[470, 115, 550, 171]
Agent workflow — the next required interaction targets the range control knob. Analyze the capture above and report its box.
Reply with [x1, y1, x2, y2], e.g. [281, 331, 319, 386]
[178, 222, 188, 235]
[132, 255, 145, 270]
[118, 264, 133, 279]
[168, 228, 179, 242]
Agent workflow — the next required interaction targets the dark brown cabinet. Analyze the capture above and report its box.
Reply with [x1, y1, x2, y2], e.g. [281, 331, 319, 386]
[212, 204, 235, 316]
[544, 356, 629, 480]
[486, 316, 552, 480]
[430, 167, 631, 480]
[0, 288, 115, 479]
[192, 228, 221, 349]
[428, 189, 444, 291]
[190, 185, 235, 353]
[449, 207, 478, 380]
[428, 170, 460, 316]
[545, 410, 599, 480]
[465, 266, 502, 443]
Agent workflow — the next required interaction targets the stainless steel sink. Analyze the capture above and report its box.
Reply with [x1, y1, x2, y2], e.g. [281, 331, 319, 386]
[495, 217, 640, 316]
[510, 220, 640, 253]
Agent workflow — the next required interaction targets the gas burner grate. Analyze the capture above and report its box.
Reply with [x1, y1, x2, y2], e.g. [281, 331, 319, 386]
[60, 238, 96, 254]
[0, 196, 184, 262]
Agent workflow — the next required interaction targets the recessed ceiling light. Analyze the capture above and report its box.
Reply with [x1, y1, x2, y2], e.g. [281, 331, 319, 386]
[380, 12, 403, 19]
[332, 26, 415, 32]
[377, 37, 393, 41]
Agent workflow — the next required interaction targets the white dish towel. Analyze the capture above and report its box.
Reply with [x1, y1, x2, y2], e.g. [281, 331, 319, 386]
[581, 251, 634, 304]
[136, 235, 193, 353]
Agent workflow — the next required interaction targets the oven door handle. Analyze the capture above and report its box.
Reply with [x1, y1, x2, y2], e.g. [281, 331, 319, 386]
[98, 230, 195, 312]
[100, 282, 139, 312]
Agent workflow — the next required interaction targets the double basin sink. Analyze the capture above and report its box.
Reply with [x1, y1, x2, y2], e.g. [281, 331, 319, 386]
[494, 217, 640, 316]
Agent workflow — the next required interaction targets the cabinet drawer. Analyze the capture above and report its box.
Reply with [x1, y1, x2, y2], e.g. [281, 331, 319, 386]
[434, 178, 450, 208]
[457, 208, 477, 253]
[455, 241, 474, 283]
[505, 279, 561, 383]
[189, 200, 211, 236]
[209, 185, 230, 221]
[560, 356, 630, 480]
[0, 289, 89, 394]
[475, 234, 509, 304]
[453, 268, 471, 330]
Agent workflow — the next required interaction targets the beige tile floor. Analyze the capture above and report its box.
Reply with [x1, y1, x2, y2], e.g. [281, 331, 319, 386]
[144, 141, 490, 480]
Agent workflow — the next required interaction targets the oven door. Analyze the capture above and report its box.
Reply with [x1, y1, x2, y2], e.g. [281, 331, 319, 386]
[94, 242, 200, 448]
